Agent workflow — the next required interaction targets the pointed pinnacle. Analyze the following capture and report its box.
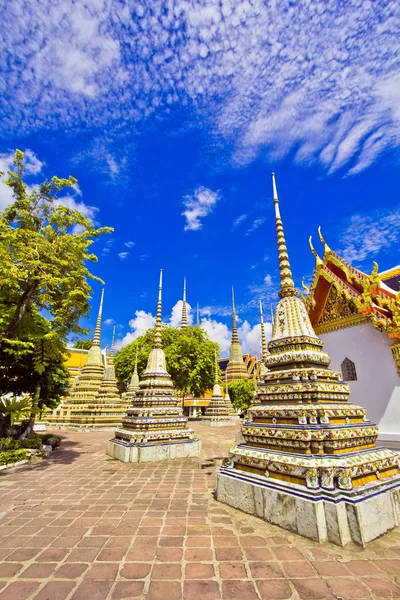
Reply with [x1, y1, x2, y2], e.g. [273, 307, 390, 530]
[271, 173, 296, 299]
[92, 288, 105, 346]
[154, 269, 163, 349]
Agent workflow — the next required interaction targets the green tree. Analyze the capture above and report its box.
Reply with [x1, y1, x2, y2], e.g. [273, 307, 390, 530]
[73, 339, 93, 350]
[0, 150, 111, 433]
[228, 379, 256, 413]
[115, 326, 220, 397]
[0, 149, 112, 345]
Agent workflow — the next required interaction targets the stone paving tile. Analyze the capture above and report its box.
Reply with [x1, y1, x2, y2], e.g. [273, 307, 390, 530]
[1, 422, 400, 600]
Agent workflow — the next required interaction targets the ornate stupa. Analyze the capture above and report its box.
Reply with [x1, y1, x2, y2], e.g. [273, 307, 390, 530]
[181, 276, 188, 328]
[125, 346, 140, 400]
[107, 270, 201, 462]
[203, 355, 235, 426]
[225, 287, 249, 382]
[224, 374, 237, 417]
[47, 292, 129, 429]
[70, 288, 105, 402]
[96, 326, 121, 404]
[217, 173, 400, 546]
[258, 299, 269, 381]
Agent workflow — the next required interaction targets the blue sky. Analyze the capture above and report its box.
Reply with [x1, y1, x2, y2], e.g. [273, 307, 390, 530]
[1, 0, 400, 356]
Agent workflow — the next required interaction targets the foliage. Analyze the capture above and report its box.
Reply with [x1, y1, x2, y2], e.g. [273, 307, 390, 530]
[0, 435, 42, 451]
[115, 326, 220, 397]
[0, 393, 35, 427]
[227, 379, 256, 412]
[72, 339, 93, 350]
[0, 150, 111, 419]
[0, 449, 29, 466]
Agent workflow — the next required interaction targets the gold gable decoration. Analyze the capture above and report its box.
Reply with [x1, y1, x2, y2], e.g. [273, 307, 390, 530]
[315, 284, 364, 334]
[391, 343, 400, 375]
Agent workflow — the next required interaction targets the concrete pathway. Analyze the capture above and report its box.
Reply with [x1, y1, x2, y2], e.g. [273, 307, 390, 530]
[0, 422, 400, 600]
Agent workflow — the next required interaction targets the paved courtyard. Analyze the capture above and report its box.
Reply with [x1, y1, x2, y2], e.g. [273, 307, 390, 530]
[0, 422, 400, 600]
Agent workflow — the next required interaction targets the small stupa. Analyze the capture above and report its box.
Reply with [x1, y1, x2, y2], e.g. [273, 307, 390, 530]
[181, 276, 188, 328]
[225, 287, 249, 382]
[96, 326, 121, 404]
[47, 292, 129, 429]
[125, 346, 140, 401]
[107, 270, 201, 462]
[217, 173, 400, 546]
[203, 355, 236, 426]
[224, 374, 237, 417]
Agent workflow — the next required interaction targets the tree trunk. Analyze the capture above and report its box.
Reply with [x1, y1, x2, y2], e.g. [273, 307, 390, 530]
[4, 282, 38, 338]
[20, 383, 40, 439]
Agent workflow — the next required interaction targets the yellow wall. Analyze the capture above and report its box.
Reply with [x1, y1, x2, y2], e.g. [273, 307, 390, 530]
[64, 348, 89, 383]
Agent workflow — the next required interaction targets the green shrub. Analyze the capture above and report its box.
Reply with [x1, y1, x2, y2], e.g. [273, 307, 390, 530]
[0, 435, 42, 451]
[0, 449, 29, 466]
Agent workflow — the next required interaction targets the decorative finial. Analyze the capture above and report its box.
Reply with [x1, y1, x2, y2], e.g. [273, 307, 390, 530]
[154, 269, 163, 349]
[108, 325, 116, 365]
[318, 226, 331, 255]
[301, 278, 310, 294]
[259, 299, 268, 360]
[214, 351, 219, 385]
[231, 286, 239, 343]
[181, 276, 188, 329]
[271, 173, 297, 298]
[196, 302, 200, 328]
[309, 236, 323, 267]
[134, 345, 138, 375]
[93, 288, 105, 346]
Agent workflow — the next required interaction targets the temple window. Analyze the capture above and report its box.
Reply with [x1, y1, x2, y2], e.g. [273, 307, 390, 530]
[341, 357, 357, 381]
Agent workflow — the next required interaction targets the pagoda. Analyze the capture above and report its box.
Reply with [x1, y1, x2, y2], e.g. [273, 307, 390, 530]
[224, 376, 237, 417]
[225, 287, 249, 381]
[203, 356, 236, 426]
[47, 291, 129, 429]
[124, 347, 140, 402]
[216, 173, 400, 546]
[106, 270, 201, 462]
[181, 276, 188, 328]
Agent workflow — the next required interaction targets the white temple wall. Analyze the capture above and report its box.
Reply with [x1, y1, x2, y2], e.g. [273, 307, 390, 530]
[320, 322, 400, 441]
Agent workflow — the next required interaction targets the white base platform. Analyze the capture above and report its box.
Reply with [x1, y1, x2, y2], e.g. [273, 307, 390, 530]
[216, 467, 400, 546]
[106, 438, 201, 463]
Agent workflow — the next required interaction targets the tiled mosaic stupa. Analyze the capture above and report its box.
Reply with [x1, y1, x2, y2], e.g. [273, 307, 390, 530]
[224, 375, 237, 417]
[217, 173, 400, 546]
[258, 299, 269, 382]
[124, 347, 140, 402]
[47, 291, 129, 429]
[106, 270, 201, 462]
[226, 287, 249, 382]
[203, 356, 236, 426]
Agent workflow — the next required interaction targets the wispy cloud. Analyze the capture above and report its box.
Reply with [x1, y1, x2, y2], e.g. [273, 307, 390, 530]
[103, 318, 115, 326]
[124, 241, 135, 248]
[118, 252, 129, 260]
[231, 213, 248, 230]
[182, 186, 220, 231]
[2, 2, 400, 173]
[340, 207, 400, 265]
[246, 217, 266, 236]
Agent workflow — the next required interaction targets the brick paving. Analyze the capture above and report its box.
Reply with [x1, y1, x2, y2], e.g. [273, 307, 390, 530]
[0, 422, 400, 600]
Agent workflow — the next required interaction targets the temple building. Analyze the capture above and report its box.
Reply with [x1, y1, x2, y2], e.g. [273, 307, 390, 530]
[203, 356, 236, 426]
[217, 173, 400, 546]
[302, 230, 400, 441]
[218, 353, 261, 381]
[47, 291, 129, 429]
[64, 348, 89, 385]
[106, 270, 201, 462]
[224, 288, 251, 382]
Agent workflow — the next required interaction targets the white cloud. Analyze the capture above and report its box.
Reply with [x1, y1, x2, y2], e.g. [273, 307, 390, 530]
[170, 300, 193, 328]
[2, 2, 400, 173]
[182, 186, 220, 231]
[55, 194, 98, 221]
[246, 217, 266, 236]
[231, 213, 248, 230]
[118, 252, 129, 260]
[238, 320, 272, 357]
[200, 318, 231, 356]
[340, 207, 400, 265]
[116, 310, 156, 349]
[0, 149, 44, 209]
[103, 318, 115, 326]
[125, 241, 135, 248]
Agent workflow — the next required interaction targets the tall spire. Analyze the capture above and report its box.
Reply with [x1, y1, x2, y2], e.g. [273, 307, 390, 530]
[108, 325, 116, 366]
[214, 352, 219, 386]
[272, 173, 296, 299]
[231, 286, 239, 343]
[134, 345, 138, 376]
[196, 302, 200, 328]
[181, 276, 188, 329]
[154, 269, 163, 349]
[93, 288, 105, 346]
[259, 299, 268, 360]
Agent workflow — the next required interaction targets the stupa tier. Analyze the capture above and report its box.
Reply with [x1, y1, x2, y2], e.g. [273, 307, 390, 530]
[217, 173, 400, 546]
[203, 357, 236, 426]
[47, 291, 129, 429]
[107, 270, 201, 462]
[123, 346, 140, 403]
[225, 287, 250, 381]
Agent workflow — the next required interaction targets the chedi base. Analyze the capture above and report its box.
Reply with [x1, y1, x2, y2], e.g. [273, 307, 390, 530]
[106, 438, 201, 463]
[216, 467, 400, 546]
